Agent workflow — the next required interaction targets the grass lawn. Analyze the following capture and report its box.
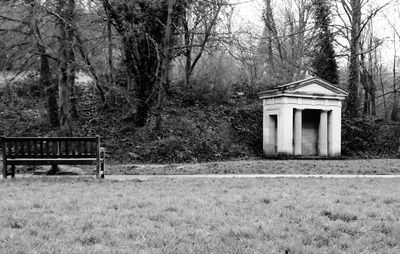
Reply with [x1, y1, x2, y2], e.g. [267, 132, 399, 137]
[6, 158, 400, 176]
[109, 159, 400, 175]
[1, 177, 400, 253]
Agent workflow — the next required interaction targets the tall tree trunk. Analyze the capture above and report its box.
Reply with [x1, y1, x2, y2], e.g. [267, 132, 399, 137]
[30, 0, 59, 126]
[155, 0, 175, 131]
[360, 45, 370, 114]
[58, 0, 75, 136]
[182, 1, 222, 88]
[346, 0, 361, 118]
[39, 44, 59, 126]
[379, 66, 389, 120]
[183, 18, 192, 88]
[106, 13, 116, 107]
[368, 34, 376, 116]
[107, 14, 114, 86]
[392, 34, 400, 121]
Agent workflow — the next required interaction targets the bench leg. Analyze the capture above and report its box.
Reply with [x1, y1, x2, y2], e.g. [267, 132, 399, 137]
[96, 162, 100, 179]
[100, 160, 105, 179]
[2, 162, 7, 179]
[11, 165, 15, 178]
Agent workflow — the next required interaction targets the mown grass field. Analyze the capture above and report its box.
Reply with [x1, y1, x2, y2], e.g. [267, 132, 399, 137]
[1, 177, 400, 253]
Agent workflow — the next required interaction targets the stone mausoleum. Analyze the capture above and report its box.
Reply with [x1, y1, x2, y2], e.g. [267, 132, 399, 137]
[259, 77, 348, 157]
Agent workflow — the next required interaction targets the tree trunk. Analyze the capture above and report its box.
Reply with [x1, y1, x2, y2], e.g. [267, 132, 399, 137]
[379, 69, 389, 120]
[107, 14, 114, 86]
[107, 13, 116, 107]
[346, 0, 361, 118]
[368, 35, 376, 116]
[155, 0, 175, 131]
[39, 44, 59, 126]
[57, 0, 75, 136]
[391, 31, 399, 122]
[30, 1, 59, 127]
[183, 17, 191, 88]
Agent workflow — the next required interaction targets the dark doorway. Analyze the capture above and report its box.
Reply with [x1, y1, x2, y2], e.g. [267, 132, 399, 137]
[268, 115, 278, 153]
[302, 109, 320, 155]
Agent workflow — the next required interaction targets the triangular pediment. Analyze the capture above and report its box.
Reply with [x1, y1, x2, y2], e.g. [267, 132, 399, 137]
[289, 82, 344, 96]
[259, 77, 348, 99]
[293, 83, 337, 95]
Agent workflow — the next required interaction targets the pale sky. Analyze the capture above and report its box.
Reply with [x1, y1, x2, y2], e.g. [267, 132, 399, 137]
[232, 0, 399, 69]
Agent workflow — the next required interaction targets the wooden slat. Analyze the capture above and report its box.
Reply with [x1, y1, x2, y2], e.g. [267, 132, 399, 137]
[75, 142, 80, 156]
[40, 141, 44, 156]
[32, 141, 36, 156]
[20, 142, 24, 156]
[83, 141, 89, 155]
[26, 141, 30, 156]
[2, 137, 100, 159]
[7, 158, 97, 165]
[65, 141, 69, 155]
[7, 141, 12, 156]
[58, 141, 62, 156]
[92, 141, 96, 155]
[45, 141, 49, 158]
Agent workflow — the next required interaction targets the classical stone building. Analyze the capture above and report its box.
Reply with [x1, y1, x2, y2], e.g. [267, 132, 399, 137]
[259, 77, 348, 157]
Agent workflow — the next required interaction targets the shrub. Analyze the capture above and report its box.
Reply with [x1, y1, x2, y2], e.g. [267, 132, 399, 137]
[230, 103, 263, 156]
[12, 73, 42, 98]
[342, 115, 400, 158]
[137, 111, 247, 163]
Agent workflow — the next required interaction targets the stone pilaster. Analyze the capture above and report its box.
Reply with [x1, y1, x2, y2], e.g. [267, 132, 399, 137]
[294, 109, 302, 156]
[318, 110, 328, 156]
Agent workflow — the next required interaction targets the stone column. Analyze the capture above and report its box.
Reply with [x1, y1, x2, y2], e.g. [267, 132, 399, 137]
[329, 108, 342, 156]
[318, 110, 328, 156]
[262, 109, 269, 155]
[278, 106, 293, 155]
[294, 109, 302, 155]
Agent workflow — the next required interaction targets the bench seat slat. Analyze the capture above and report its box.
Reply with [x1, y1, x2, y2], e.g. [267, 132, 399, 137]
[6, 158, 100, 165]
[3, 137, 97, 142]
[5, 154, 97, 159]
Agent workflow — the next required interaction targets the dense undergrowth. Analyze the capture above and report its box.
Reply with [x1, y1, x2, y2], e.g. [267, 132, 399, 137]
[0, 79, 263, 163]
[1, 78, 399, 163]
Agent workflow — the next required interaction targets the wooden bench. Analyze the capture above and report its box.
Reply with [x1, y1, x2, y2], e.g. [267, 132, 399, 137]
[1, 136, 105, 179]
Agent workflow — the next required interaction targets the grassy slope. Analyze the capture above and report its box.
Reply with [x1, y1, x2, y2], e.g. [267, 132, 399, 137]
[1, 177, 400, 253]
[0, 87, 261, 164]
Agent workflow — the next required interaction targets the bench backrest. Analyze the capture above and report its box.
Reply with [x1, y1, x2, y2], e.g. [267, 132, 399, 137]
[1, 137, 100, 159]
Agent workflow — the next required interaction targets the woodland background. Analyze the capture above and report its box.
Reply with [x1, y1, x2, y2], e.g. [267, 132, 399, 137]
[1, 0, 400, 163]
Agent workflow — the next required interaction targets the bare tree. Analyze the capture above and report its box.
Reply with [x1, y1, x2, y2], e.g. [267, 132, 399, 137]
[179, 0, 227, 88]
[0, 0, 60, 126]
[57, 0, 75, 136]
[155, 0, 176, 131]
[261, 0, 314, 85]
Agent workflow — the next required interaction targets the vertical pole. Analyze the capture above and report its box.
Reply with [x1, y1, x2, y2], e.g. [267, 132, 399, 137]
[294, 109, 302, 156]
[2, 137, 7, 179]
[11, 165, 15, 179]
[96, 136, 100, 179]
[100, 147, 105, 179]
[318, 110, 328, 156]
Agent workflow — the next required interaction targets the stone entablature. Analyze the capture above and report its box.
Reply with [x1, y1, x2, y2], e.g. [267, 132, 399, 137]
[259, 77, 348, 157]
